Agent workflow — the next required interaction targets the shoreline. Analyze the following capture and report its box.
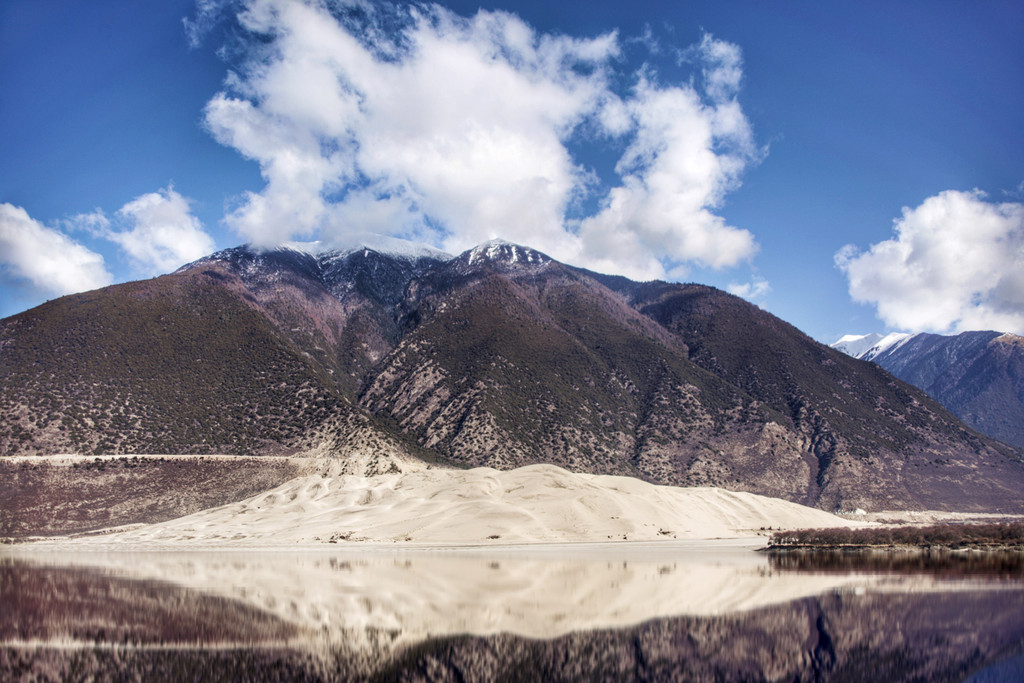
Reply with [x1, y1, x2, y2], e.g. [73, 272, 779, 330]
[763, 543, 1024, 553]
[1, 536, 769, 557]
[765, 521, 1024, 554]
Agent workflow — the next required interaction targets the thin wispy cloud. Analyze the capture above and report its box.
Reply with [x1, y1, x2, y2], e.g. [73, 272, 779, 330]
[183, 0, 232, 48]
[203, 0, 763, 281]
[836, 190, 1024, 335]
[727, 276, 770, 302]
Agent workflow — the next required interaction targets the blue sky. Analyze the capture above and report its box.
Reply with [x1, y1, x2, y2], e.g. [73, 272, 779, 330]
[1, 0, 1022, 343]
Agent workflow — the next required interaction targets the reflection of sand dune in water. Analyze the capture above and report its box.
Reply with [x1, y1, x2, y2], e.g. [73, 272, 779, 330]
[59, 464, 859, 547]
[7, 552, 1024, 683]
[9, 545, 1006, 651]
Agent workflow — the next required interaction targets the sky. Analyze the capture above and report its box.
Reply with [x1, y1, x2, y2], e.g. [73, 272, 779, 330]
[1, 0, 1022, 344]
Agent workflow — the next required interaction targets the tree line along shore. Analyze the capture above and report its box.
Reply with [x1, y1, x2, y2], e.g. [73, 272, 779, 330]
[767, 522, 1024, 551]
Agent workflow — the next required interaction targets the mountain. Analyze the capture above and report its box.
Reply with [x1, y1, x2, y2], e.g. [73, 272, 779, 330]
[3, 239, 1024, 512]
[832, 331, 1024, 448]
[831, 332, 886, 358]
[0, 247, 437, 467]
[834, 331, 915, 362]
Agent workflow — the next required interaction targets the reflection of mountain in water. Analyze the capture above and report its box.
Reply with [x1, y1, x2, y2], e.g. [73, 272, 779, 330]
[383, 590, 1024, 682]
[3, 549, 1024, 681]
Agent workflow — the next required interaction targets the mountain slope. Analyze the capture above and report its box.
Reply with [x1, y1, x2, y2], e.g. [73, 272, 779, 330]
[360, 248, 789, 492]
[3, 240, 1024, 512]
[591, 279, 1024, 511]
[187, 244, 450, 398]
[0, 263, 423, 465]
[834, 331, 1024, 448]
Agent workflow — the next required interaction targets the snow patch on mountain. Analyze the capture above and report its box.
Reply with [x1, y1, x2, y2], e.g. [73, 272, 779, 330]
[464, 239, 550, 267]
[831, 332, 914, 360]
[994, 332, 1024, 349]
[832, 329, 1024, 447]
[285, 233, 453, 262]
[861, 332, 915, 361]
[832, 333, 884, 358]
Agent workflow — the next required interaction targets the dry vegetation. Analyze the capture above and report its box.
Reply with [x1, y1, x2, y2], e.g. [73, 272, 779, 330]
[0, 274, 353, 457]
[767, 548, 1024, 576]
[0, 456, 303, 539]
[767, 522, 1024, 550]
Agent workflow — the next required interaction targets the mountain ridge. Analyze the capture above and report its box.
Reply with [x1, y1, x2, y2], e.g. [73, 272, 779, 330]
[3, 240, 1024, 512]
[832, 330, 1024, 448]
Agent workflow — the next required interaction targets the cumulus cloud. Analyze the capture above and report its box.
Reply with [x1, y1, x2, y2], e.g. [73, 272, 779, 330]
[575, 60, 760, 279]
[836, 190, 1024, 334]
[107, 187, 216, 276]
[68, 186, 215, 278]
[72, 187, 215, 276]
[203, 0, 760, 280]
[0, 203, 113, 297]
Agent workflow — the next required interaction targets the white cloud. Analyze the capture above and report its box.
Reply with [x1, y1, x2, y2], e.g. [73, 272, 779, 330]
[63, 209, 111, 237]
[0, 188, 212, 310]
[64, 186, 215, 278]
[836, 190, 1024, 334]
[689, 33, 744, 102]
[205, 1, 760, 280]
[69, 187, 215, 276]
[727, 276, 770, 301]
[0, 203, 112, 298]
[105, 186, 216, 276]
[575, 62, 761, 280]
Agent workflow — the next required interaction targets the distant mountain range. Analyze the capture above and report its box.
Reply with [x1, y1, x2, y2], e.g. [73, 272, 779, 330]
[3, 239, 1023, 512]
[833, 331, 1024, 448]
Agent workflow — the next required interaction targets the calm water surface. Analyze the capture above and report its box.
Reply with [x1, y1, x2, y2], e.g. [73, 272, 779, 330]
[2, 542, 1023, 681]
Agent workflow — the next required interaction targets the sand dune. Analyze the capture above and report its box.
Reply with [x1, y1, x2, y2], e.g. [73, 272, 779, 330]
[66, 463, 859, 547]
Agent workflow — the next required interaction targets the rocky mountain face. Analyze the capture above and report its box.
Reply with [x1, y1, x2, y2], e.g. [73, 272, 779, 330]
[2, 240, 1023, 512]
[833, 331, 1024, 448]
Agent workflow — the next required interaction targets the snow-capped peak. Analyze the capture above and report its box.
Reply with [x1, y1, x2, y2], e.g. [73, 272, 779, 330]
[831, 333, 884, 358]
[861, 332, 915, 361]
[285, 234, 453, 262]
[463, 239, 550, 267]
[994, 332, 1024, 348]
[831, 332, 915, 360]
